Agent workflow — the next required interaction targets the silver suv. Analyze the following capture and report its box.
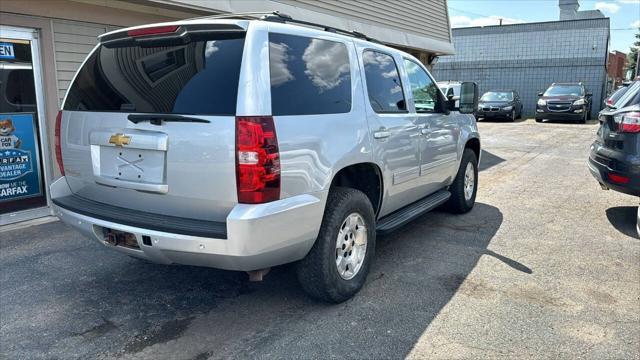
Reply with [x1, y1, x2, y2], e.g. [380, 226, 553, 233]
[51, 14, 481, 302]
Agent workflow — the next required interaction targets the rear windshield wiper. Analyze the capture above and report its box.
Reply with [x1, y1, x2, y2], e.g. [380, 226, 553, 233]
[127, 114, 210, 125]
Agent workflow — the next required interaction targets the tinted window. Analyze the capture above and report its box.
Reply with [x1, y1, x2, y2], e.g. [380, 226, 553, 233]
[544, 85, 583, 97]
[403, 59, 439, 113]
[63, 36, 245, 115]
[269, 33, 351, 116]
[481, 92, 513, 101]
[0, 68, 36, 112]
[363, 50, 406, 113]
[614, 81, 640, 108]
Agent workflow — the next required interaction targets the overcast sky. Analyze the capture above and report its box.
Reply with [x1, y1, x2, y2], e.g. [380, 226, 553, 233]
[448, 0, 640, 54]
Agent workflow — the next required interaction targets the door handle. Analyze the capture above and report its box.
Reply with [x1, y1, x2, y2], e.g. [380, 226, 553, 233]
[373, 131, 391, 139]
[420, 128, 431, 135]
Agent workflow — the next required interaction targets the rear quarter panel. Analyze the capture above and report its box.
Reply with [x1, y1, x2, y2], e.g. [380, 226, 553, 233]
[241, 22, 373, 199]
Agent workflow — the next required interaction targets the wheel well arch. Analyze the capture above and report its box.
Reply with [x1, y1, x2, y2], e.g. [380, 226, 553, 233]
[465, 137, 481, 161]
[330, 163, 383, 216]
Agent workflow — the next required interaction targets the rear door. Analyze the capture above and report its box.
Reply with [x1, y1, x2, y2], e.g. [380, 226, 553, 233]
[357, 47, 422, 216]
[60, 23, 247, 221]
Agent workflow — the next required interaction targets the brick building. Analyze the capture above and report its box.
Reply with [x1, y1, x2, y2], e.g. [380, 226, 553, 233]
[607, 51, 628, 88]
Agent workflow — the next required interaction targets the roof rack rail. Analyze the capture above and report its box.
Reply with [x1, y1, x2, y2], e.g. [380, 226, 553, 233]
[260, 12, 382, 44]
[188, 11, 382, 44]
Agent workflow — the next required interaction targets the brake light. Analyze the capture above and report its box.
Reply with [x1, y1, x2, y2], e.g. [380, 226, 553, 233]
[607, 173, 630, 184]
[615, 111, 640, 133]
[235, 116, 280, 203]
[606, 98, 613, 106]
[127, 25, 179, 37]
[54, 110, 64, 176]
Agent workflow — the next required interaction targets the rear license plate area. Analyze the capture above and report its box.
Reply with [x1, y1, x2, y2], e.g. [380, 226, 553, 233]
[99, 146, 165, 184]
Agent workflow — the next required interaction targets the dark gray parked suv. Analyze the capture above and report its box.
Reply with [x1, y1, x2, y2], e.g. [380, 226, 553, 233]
[536, 82, 592, 123]
[589, 79, 640, 197]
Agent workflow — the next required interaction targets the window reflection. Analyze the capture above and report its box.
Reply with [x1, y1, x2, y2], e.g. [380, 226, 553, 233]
[403, 59, 438, 113]
[64, 37, 245, 116]
[363, 50, 406, 113]
[269, 33, 351, 116]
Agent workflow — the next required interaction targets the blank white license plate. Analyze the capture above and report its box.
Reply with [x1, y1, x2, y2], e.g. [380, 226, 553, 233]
[98, 146, 165, 184]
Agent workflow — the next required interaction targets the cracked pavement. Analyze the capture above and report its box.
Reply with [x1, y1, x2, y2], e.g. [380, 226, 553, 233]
[1, 118, 638, 359]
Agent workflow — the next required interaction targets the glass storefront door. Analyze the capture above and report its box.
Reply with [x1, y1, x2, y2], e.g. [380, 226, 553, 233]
[0, 26, 50, 225]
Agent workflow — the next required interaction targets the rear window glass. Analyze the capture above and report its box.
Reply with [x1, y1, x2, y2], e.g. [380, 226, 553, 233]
[269, 33, 351, 116]
[362, 50, 406, 113]
[63, 36, 245, 115]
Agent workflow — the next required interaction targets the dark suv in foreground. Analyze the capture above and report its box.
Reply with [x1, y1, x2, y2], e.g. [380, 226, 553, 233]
[588, 79, 640, 197]
[536, 82, 592, 123]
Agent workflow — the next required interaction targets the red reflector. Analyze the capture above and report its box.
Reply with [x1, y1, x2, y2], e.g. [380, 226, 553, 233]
[607, 173, 630, 184]
[127, 25, 179, 37]
[235, 116, 280, 204]
[54, 110, 65, 176]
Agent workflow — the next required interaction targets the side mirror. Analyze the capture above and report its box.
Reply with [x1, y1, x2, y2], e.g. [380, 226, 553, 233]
[586, 91, 593, 97]
[537, 92, 544, 97]
[458, 82, 478, 114]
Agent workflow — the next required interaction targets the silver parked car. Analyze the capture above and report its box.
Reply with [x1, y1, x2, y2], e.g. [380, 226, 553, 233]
[51, 13, 481, 302]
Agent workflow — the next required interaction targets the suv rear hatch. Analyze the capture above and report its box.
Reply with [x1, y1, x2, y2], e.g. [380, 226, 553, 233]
[58, 21, 247, 222]
[596, 81, 640, 154]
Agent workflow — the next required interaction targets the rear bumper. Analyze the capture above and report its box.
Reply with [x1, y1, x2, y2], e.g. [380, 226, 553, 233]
[588, 144, 640, 197]
[50, 177, 326, 271]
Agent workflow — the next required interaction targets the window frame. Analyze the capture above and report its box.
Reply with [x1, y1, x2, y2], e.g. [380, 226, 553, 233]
[267, 32, 353, 116]
[361, 48, 408, 115]
[402, 57, 445, 114]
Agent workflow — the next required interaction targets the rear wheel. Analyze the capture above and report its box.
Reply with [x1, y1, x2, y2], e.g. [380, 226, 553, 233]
[445, 149, 478, 214]
[296, 187, 376, 303]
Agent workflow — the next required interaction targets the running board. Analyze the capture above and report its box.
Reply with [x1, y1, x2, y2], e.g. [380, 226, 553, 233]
[376, 190, 451, 235]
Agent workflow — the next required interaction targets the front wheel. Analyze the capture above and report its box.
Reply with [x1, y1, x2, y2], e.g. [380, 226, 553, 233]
[445, 149, 478, 214]
[296, 187, 376, 303]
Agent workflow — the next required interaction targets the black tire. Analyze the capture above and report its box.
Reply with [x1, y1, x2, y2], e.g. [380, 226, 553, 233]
[535, 118, 542, 123]
[445, 149, 478, 214]
[510, 110, 516, 122]
[296, 187, 376, 303]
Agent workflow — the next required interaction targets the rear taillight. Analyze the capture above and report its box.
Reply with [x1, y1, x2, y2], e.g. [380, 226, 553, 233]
[235, 116, 280, 204]
[615, 111, 640, 133]
[606, 98, 613, 106]
[54, 110, 64, 176]
[127, 25, 179, 37]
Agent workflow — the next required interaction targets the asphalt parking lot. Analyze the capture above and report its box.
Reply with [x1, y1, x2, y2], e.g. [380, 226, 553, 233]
[1, 118, 639, 359]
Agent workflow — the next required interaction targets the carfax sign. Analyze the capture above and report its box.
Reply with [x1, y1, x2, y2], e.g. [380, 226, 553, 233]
[0, 113, 43, 202]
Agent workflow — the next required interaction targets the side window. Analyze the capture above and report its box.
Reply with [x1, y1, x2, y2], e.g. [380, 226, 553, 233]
[269, 33, 351, 116]
[362, 50, 406, 113]
[403, 59, 439, 113]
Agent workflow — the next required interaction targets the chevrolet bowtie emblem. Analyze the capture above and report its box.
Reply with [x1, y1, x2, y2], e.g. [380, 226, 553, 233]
[109, 133, 131, 147]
